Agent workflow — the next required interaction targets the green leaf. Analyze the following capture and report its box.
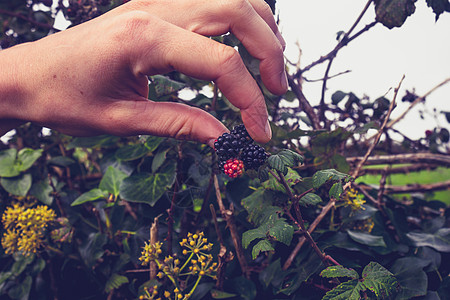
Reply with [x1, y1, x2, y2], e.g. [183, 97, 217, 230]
[115, 144, 150, 161]
[406, 228, 450, 252]
[79, 232, 107, 268]
[144, 136, 164, 152]
[320, 265, 359, 279]
[47, 156, 75, 167]
[312, 169, 350, 189]
[11, 255, 34, 276]
[322, 279, 364, 300]
[390, 257, 428, 299]
[1, 174, 32, 197]
[30, 180, 53, 205]
[251, 239, 274, 259]
[262, 167, 301, 194]
[226, 276, 256, 300]
[104, 273, 129, 293]
[67, 135, 119, 149]
[374, 0, 417, 29]
[150, 75, 186, 98]
[267, 154, 287, 175]
[152, 148, 169, 173]
[8, 275, 32, 299]
[210, 289, 237, 299]
[99, 166, 128, 197]
[17, 148, 43, 172]
[361, 262, 398, 299]
[298, 192, 322, 206]
[329, 181, 343, 199]
[268, 219, 294, 246]
[277, 149, 304, 167]
[0, 148, 20, 177]
[242, 189, 278, 226]
[242, 227, 266, 249]
[71, 188, 109, 206]
[119, 163, 176, 206]
[347, 230, 387, 247]
[259, 259, 282, 288]
[331, 90, 347, 104]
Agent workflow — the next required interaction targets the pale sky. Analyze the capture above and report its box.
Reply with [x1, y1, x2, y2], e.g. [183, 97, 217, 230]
[277, 0, 450, 140]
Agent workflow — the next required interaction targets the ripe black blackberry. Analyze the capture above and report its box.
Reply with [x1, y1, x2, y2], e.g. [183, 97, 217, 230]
[214, 133, 241, 161]
[241, 144, 267, 170]
[230, 124, 253, 146]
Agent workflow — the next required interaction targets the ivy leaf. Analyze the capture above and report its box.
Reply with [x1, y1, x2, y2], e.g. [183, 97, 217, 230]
[150, 75, 186, 98]
[144, 136, 164, 152]
[347, 230, 387, 247]
[406, 228, 450, 252]
[251, 239, 274, 259]
[152, 148, 169, 173]
[67, 135, 119, 149]
[242, 227, 266, 249]
[0, 174, 32, 197]
[79, 232, 107, 268]
[390, 257, 428, 299]
[322, 279, 364, 300]
[99, 166, 128, 197]
[312, 169, 350, 189]
[426, 0, 450, 20]
[361, 262, 399, 299]
[374, 0, 417, 29]
[71, 188, 109, 206]
[17, 148, 43, 172]
[320, 265, 359, 279]
[115, 144, 150, 161]
[119, 162, 176, 206]
[104, 273, 129, 293]
[0, 148, 19, 177]
[298, 192, 322, 207]
[30, 180, 53, 205]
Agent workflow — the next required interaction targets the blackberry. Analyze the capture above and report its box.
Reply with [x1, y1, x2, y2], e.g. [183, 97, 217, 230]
[222, 159, 244, 178]
[241, 144, 267, 170]
[230, 124, 253, 146]
[214, 133, 241, 160]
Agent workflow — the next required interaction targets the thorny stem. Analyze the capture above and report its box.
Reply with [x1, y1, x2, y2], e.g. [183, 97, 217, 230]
[275, 171, 338, 267]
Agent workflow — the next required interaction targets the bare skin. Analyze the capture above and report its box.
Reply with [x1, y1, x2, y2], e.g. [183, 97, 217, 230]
[0, 0, 287, 147]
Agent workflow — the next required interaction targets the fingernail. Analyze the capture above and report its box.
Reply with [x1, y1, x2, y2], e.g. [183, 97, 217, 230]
[280, 69, 288, 92]
[265, 119, 272, 140]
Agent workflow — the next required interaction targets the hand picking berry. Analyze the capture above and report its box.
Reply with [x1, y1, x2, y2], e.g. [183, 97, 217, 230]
[214, 125, 268, 178]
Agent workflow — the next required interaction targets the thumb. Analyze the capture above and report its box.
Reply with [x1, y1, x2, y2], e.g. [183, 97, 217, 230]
[100, 99, 227, 147]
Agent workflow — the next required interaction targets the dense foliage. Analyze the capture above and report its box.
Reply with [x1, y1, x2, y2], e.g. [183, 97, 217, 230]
[1, 0, 450, 299]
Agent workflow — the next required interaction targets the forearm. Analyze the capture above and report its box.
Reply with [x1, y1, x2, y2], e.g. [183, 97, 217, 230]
[0, 45, 29, 135]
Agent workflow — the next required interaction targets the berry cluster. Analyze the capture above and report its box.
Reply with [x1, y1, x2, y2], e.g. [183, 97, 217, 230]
[214, 125, 267, 178]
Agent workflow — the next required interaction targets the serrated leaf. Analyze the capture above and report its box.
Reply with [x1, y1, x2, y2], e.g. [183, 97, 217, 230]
[1, 174, 32, 197]
[242, 189, 277, 226]
[268, 154, 287, 175]
[99, 166, 128, 197]
[312, 169, 349, 189]
[242, 227, 266, 249]
[406, 228, 450, 252]
[251, 239, 274, 259]
[268, 219, 294, 246]
[329, 181, 343, 199]
[262, 167, 301, 194]
[320, 265, 359, 279]
[71, 188, 109, 206]
[347, 230, 387, 247]
[298, 192, 322, 206]
[119, 162, 176, 206]
[105, 273, 129, 293]
[322, 279, 364, 300]
[331, 90, 347, 104]
[361, 262, 398, 299]
[277, 149, 304, 167]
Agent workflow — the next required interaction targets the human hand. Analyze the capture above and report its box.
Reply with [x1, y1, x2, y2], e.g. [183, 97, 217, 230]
[0, 0, 287, 146]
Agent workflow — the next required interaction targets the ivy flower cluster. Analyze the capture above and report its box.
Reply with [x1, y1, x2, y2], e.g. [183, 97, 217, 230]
[138, 232, 218, 300]
[342, 188, 366, 211]
[1, 202, 56, 256]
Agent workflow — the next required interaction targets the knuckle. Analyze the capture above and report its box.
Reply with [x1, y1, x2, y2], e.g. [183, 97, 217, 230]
[217, 46, 243, 74]
[218, 0, 251, 16]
